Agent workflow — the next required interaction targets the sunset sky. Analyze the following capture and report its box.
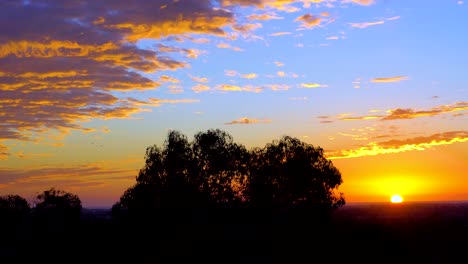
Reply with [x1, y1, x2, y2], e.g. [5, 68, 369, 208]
[1, 0, 467, 208]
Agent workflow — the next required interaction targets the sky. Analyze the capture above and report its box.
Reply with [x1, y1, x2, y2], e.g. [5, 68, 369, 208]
[0, 0, 467, 208]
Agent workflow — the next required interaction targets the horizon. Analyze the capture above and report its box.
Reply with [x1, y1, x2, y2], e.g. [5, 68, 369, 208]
[0, 0, 467, 208]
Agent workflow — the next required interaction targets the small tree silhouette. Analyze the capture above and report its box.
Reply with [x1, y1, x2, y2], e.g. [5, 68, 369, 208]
[33, 188, 82, 225]
[0, 194, 30, 225]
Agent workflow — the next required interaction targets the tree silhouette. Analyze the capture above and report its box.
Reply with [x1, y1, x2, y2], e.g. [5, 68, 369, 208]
[33, 188, 82, 224]
[248, 136, 345, 210]
[192, 129, 249, 205]
[113, 129, 345, 221]
[0, 194, 30, 225]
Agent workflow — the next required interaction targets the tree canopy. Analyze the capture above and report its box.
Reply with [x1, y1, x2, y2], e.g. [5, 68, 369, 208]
[33, 188, 82, 223]
[114, 129, 345, 218]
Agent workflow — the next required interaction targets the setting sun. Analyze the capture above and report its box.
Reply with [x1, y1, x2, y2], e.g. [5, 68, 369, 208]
[391, 195, 403, 203]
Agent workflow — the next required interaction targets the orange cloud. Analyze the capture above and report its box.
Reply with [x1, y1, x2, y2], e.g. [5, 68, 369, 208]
[295, 14, 322, 28]
[225, 117, 272, 125]
[371, 76, 409, 83]
[335, 102, 467, 122]
[382, 102, 468, 120]
[248, 13, 284, 21]
[327, 131, 468, 159]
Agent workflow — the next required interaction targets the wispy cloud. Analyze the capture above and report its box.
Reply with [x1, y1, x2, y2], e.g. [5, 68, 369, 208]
[225, 117, 272, 125]
[248, 13, 284, 21]
[335, 102, 468, 121]
[344, 0, 376, 6]
[216, 84, 262, 93]
[191, 84, 211, 93]
[349, 20, 385, 28]
[216, 42, 244, 51]
[189, 75, 209, 83]
[300, 83, 327, 88]
[269, 32, 293, 37]
[327, 131, 468, 159]
[371, 76, 409, 83]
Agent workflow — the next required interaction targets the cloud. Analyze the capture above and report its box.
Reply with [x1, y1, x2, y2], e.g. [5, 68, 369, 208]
[269, 32, 293, 36]
[344, 0, 376, 6]
[295, 14, 323, 28]
[327, 131, 468, 159]
[300, 83, 326, 88]
[189, 75, 209, 83]
[0, 145, 9, 160]
[371, 76, 409, 83]
[387, 16, 401, 21]
[225, 117, 272, 125]
[247, 13, 284, 21]
[159, 75, 180, 83]
[382, 102, 468, 120]
[225, 70, 238, 77]
[0, 0, 239, 157]
[349, 21, 385, 28]
[192, 84, 211, 93]
[216, 84, 262, 93]
[326, 36, 339, 40]
[241, 73, 258, 79]
[337, 102, 468, 121]
[216, 42, 244, 51]
[274, 61, 285, 67]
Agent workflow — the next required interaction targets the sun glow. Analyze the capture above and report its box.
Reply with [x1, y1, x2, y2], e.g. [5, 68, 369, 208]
[391, 195, 403, 203]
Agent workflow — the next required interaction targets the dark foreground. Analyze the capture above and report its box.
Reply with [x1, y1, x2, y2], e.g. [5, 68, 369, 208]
[2, 202, 467, 263]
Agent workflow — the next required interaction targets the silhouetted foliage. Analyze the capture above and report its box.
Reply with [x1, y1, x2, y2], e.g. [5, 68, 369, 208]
[0, 194, 30, 225]
[33, 188, 82, 224]
[113, 129, 345, 221]
[248, 136, 345, 210]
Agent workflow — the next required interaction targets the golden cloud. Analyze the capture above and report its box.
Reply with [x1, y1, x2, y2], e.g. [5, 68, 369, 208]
[225, 117, 272, 125]
[371, 76, 409, 83]
[0, 0, 241, 158]
[241, 73, 258, 79]
[300, 83, 324, 88]
[216, 84, 263, 93]
[327, 131, 468, 159]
